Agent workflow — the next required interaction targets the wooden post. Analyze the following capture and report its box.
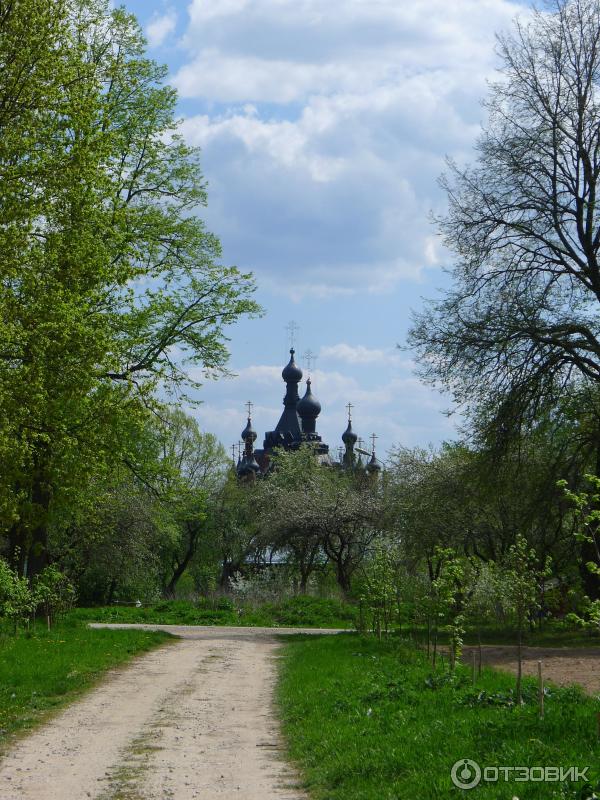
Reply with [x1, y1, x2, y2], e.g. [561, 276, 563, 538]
[596, 712, 600, 740]
[472, 650, 476, 685]
[538, 660, 544, 718]
[47, 615, 51, 632]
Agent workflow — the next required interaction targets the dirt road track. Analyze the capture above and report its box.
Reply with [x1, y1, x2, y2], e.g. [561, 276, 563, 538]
[462, 644, 600, 694]
[0, 625, 344, 800]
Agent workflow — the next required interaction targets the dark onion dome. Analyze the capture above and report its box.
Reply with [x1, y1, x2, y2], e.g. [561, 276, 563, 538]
[297, 378, 321, 419]
[238, 454, 260, 477]
[367, 453, 382, 472]
[241, 417, 257, 442]
[282, 348, 303, 383]
[342, 419, 358, 445]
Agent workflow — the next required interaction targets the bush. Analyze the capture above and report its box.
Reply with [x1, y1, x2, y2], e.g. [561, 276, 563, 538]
[33, 565, 76, 627]
[0, 558, 34, 632]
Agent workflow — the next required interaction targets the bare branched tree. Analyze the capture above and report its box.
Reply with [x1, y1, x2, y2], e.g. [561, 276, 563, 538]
[410, 0, 600, 429]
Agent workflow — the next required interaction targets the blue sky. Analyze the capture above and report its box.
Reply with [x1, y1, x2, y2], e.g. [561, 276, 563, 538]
[120, 0, 529, 462]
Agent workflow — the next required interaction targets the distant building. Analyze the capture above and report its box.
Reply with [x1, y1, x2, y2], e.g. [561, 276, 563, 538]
[235, 348, 382, 479]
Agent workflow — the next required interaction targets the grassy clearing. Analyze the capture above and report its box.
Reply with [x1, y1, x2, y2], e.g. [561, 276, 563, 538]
[278, 633, 600, 799]
[0, 619, 172, 748]
[71, 595, 357, 629]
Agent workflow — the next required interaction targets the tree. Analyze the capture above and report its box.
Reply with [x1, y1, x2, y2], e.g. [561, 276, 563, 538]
[257, 447, 327, 593]
[210, 471, 262, 589]
[53, 472, 168, 604]
[360, 542, 397, 639]
[410, 0, 600, 435]
[154, 410, 228, 596]
[259, 448, 385, 596]
[464, 560, 500, 677]
[33, 565, 76, 628]
[500, 535, 551, 704]
[0, 1, 259, 577]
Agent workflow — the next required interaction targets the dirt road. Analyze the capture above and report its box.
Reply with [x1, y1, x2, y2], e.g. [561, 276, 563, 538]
[0, 625, 343, 800]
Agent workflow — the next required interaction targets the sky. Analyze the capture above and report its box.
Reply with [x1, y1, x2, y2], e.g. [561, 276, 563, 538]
[120, 0, 530, 464]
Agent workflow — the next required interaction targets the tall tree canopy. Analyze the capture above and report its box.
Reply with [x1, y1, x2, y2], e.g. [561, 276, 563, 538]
[409, 0, 600, 431]
[0, 0, 259, 575]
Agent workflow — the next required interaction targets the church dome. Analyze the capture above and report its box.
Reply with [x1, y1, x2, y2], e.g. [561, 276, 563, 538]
[297, 379, 321, 419]
[241, 417, 257, 442]
[237, 454, 261, 477]
[367, 453, 382, 473]
[282, 348, 303, 383]
[342, 419, 358, 445]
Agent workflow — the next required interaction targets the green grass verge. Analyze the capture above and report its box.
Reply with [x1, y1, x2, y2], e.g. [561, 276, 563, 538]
[278, 633, 600, 799]
[70, 596, 357, 629]
[0, 619, 172, 748]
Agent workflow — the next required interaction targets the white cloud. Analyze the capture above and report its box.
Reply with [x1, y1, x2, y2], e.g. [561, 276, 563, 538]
[172, 0, 527, 296]
[184, 357, 456, 456]
[319, 343, 406, 367]
[146, 10, 177, 47]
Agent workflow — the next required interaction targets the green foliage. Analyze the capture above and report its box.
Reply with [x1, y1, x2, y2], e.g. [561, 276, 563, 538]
[70, 596, 357, 629]
[560, 476, 600, 617]
[500, 534, 552, 703]
[0, 0, 259, 574]
[258, 446, 386, 595]
[360, 543, 397, 639]
[500, 535, 551, 629]
[33, 565, 76, 625]
[0, 559, 34, 631]
[278, 634, 600, 799]
[432, 547, 466, 671]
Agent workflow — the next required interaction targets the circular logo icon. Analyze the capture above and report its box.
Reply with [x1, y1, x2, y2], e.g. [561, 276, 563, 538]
[451, 759, 482, 790]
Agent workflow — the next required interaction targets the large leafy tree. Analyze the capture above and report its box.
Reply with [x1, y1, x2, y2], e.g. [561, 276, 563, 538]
[409, 0, 600, 430]
[0, 1, 259, 575]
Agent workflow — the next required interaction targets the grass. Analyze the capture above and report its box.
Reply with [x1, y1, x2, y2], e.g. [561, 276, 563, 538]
[71, 595, 357, 629]
[278, 633, 600, 799]
[0, 618, 172, 748]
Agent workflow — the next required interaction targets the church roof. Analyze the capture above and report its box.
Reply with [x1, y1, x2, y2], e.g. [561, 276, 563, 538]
[297, 378, 321, 419]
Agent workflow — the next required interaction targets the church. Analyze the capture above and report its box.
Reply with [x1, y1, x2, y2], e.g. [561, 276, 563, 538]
[235, 348, 382, 478]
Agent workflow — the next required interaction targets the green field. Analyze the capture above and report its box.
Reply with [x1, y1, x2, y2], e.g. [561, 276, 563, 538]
[278, 633, 600, 799]
[0, 620, 172, 747]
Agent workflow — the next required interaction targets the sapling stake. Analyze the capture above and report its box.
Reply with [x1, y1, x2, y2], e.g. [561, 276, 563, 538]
[538, 660, 544, 718]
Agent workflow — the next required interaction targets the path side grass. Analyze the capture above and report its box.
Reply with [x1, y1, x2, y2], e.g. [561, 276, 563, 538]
[278, 633, 600, 800]
[71, 596, 356, 629]
[0, 620, 172, 749]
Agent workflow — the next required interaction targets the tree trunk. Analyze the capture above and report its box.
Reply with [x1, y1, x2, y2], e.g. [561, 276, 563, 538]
[219, 560, 237, 589]
[516, 625, 523, 705]
[106, 577, 117, 605]
[10, 452, 52, 579]
[334, 560, 352, 597]
[165, 558, 189, 597]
